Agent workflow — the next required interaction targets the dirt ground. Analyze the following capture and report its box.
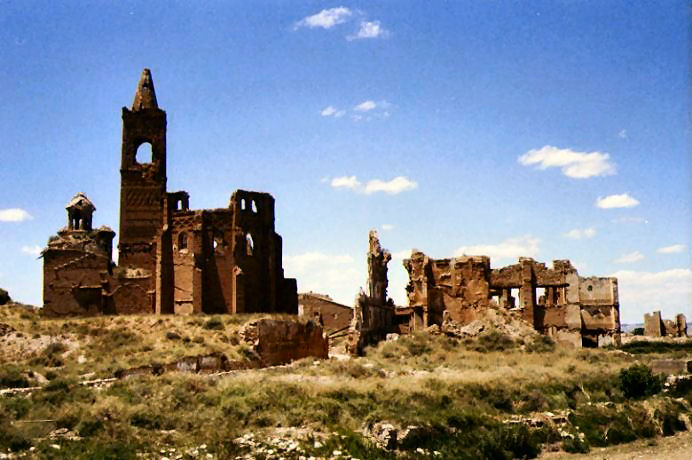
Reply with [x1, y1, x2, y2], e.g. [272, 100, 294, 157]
[541, 429, 692, 459]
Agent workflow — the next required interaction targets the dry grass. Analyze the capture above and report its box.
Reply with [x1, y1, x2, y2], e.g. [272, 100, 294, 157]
[2, 305, 692, 459]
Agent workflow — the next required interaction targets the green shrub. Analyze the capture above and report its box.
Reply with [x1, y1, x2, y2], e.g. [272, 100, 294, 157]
[0, 366, 31, 388]
[78, 418, 104, 437]
[525, 335, 555, 353]
[620, 341, 692, 354]
[469, 330, 516, 352]
[0, 422, 31, 452]
[562, 435, 589, 453]
[632, 327, 644, 336]
[203, 317, 224, 330]
[618, 364, 662, 399]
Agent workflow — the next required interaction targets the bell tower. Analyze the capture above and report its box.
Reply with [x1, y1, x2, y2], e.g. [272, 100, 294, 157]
[118, 69, 167, 271]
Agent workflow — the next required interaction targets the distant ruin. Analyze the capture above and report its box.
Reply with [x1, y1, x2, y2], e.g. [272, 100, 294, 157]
[403, 252, 621, 348]
[298, 293, 352, 333]
[644, 311, 687, 338]
[42, 69, 297, 316]
[345, 232, 621, 353]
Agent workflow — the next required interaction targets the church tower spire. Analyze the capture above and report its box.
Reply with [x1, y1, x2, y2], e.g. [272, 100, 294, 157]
[132, 68, 158, 111]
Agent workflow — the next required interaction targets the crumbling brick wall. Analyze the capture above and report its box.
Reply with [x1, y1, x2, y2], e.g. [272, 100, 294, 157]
[403, 252, 621, 348]
[298, 293, 353, 332]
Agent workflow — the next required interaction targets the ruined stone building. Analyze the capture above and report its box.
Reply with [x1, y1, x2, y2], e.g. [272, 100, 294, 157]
[298, 293, 353, 333]
[644, 311, 687, 337]
[343, 232, 621, 354]
[43, 69, 297, 316]
[403, 253, 621, 347]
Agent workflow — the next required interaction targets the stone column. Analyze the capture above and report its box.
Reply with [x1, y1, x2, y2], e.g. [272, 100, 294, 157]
[520, 259, 536, 327]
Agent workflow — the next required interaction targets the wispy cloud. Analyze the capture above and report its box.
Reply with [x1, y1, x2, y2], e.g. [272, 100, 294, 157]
[347, 20, 389, 41]
[563, 227, 596, 239]
[330, 176, 361, 190]
[364, 177, 417, 195]
[0, 208, 32, 222]
[518, 145, 616, 179]
[455, 235, 540, 262]
[381, 224, 394, 231]
[354, 100, 377, 112]
[657, 244, 687, 254]
[614, 251, 645, 264]
[21, 245, 42, 256]
[618, 129, 628, 139]
[294, 7, 352, 30]
[596, 193, 640, 209]
[330, 175, 418, 195]
[612, 216, 648, 224]
[320, 106, 345, 118]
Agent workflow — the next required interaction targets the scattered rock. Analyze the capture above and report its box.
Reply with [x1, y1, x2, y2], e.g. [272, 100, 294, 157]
[0, 288, 10, 305]
[0, 323, 15, 337]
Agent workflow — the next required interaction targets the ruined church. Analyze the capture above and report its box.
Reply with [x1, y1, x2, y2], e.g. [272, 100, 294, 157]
[42, 69, 297, 316]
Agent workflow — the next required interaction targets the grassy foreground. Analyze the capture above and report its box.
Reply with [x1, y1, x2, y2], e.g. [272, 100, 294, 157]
[1, 305, 692, 459]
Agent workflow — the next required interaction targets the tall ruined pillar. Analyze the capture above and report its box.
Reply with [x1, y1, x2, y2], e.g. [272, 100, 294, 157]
[367, 230, 392, 304]
[519, 258, 536, 327]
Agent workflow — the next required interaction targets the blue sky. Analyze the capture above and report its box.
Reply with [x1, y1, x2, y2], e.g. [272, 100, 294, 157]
[0, 1, 689, 324]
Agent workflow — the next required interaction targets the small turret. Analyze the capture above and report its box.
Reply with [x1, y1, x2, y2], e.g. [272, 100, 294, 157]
[66, 192, 95, 231]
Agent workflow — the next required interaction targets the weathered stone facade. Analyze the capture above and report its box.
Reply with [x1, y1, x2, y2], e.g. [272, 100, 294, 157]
[644, 311, 687, 337]
[298, 293, 353, 333]
[347, 231, 396, 355]
[403, 252, 620, 347]
[43, 69, 297, 316]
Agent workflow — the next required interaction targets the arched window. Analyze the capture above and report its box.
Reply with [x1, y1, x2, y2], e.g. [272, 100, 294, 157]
[251, 200, 258, 213]
[240, 198, 246, 210]
[178, 232, 188, 251]
[135, 142, 153, 164]
[246, 233, 254, 256]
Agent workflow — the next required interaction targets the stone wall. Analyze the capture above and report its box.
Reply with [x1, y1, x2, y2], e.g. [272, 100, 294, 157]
[298, 293, 353, 332]
[644, 311, 687, 337]
[240, 318, 328, 366]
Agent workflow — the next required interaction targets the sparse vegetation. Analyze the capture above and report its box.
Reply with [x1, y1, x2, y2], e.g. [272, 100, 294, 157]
[1, 306, 691, 458]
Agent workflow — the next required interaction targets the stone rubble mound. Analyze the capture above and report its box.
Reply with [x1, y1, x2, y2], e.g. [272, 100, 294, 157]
[441, 305, 539, 343]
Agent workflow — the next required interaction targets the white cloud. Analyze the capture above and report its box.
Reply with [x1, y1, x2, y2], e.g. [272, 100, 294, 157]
[354, 100, 377, 112]
[21, 245, 42, 256]
[0, 208, 32, 222]
[321, 106, 345, 118]
[364, 176, 417, 195]
[614, 251, 645, 264]
[381, 224, 394, 231]
[518, 145, 616, 179]
[330, 176, 361, 190]
[347, 20, 389, 41]
[596, 193, 640, 209]
[611, 268, 692, 323]
[618, 129, 627, 139]
[657, 244, 687, 254]
[330, 176, 418, 195]
[294, 7, 352, 29]
[563, 227, 596, 239]
[391, 249, 411, 260]
[455, 235, 540, 262]
[284, 251, 362, 306]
